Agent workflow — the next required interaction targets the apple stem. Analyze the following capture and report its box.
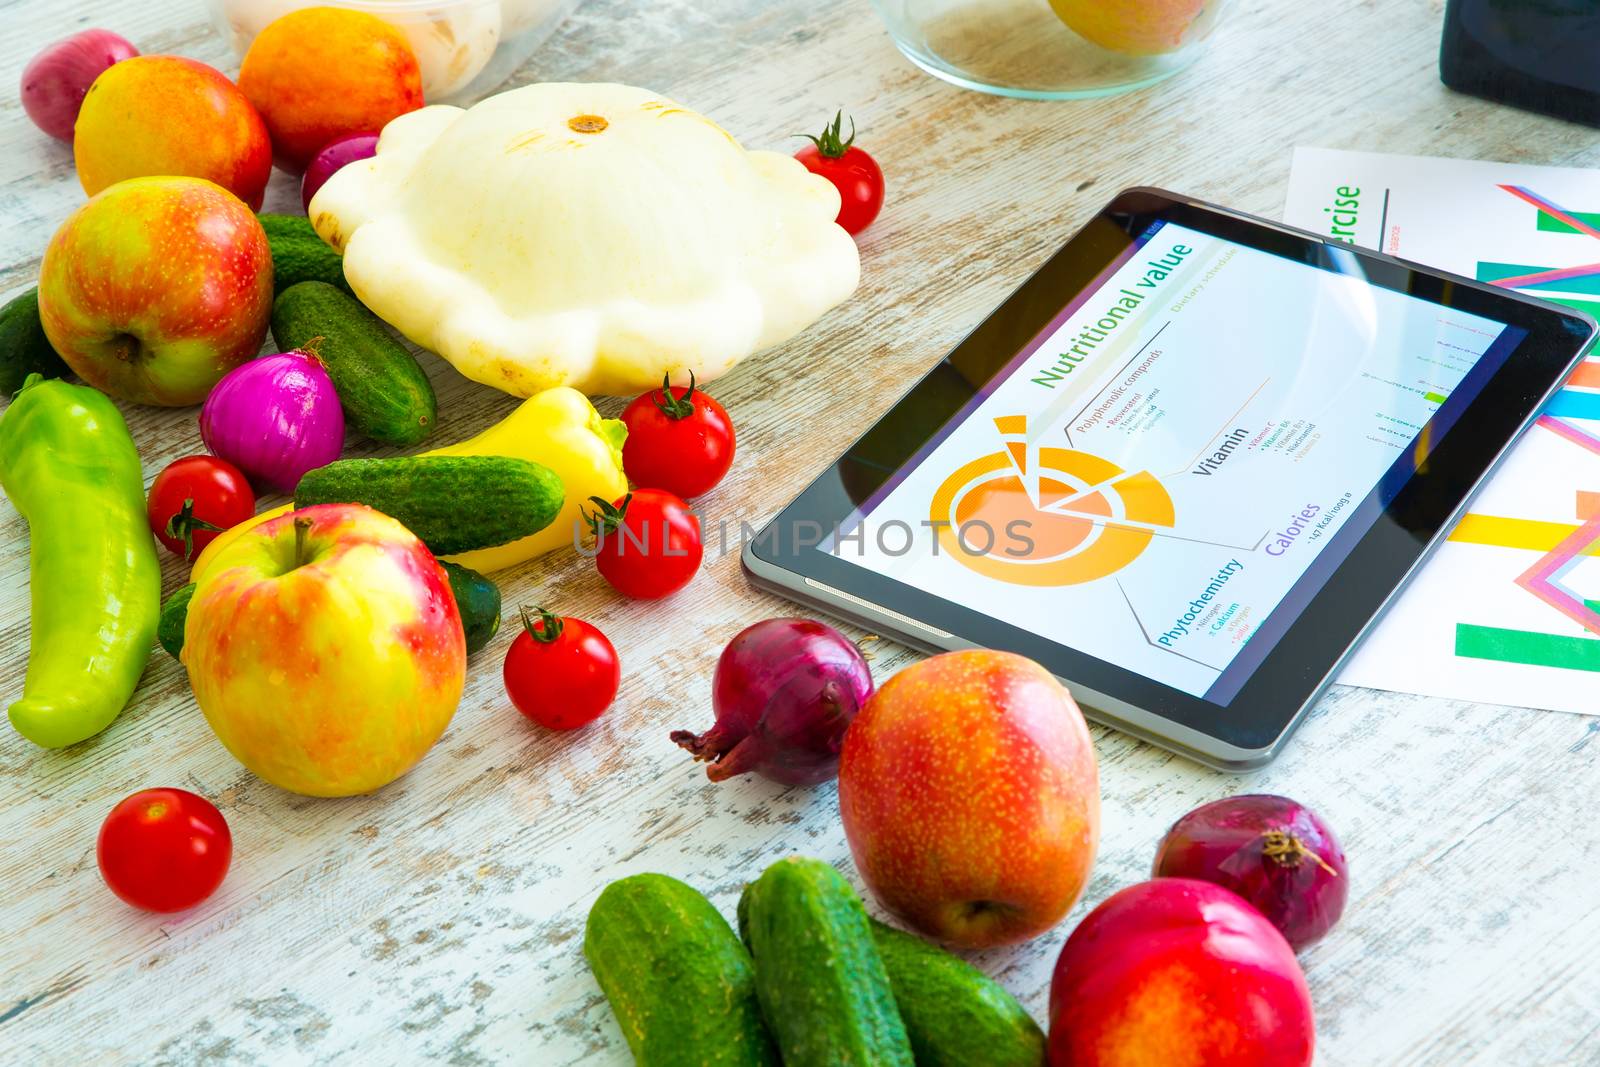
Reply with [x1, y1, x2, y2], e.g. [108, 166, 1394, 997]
[293, 516, 313, 570]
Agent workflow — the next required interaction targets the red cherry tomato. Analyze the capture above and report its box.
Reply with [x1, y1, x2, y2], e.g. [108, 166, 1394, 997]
[621, 372, 736, 500]
[97, 788, 232, 912]
[147, 456, 256, 561]
[587, 490, 703, 600]
[504, 606, 621, 729]
[795, 111, 884, 236]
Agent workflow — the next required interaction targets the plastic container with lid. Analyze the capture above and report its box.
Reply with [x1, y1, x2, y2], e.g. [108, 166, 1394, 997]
[207, 0, 578, 102]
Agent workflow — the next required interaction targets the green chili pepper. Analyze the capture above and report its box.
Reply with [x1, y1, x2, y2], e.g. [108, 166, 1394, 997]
[0, 374, 159, 747]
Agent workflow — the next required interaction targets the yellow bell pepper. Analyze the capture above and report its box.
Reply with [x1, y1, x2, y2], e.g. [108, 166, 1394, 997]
[192, 387, 626, 580]
[426, 387, 627, 571]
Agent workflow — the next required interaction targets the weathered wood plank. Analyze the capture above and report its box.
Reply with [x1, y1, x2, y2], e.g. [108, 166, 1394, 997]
[2, 0, 1598, 1064]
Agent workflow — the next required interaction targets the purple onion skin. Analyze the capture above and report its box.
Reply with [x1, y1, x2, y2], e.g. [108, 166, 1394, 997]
[200, 350, 344, 495]
[1153, 793, 1348, 951]
[671, 618, 873, 786]
[302, 133, 379, 212]
[21, 29, 139, 142]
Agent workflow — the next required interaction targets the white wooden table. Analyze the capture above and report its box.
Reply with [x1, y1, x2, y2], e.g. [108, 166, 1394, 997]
[4, 1, 1598, 1064]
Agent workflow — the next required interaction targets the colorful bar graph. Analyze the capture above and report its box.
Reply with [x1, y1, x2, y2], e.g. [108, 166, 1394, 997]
[1478, 188, 1600, 302]
[1500, 185, 1600, 240]
[1477, 261, 1600, 296]
[1549, 296, 1600, 320]
[1537, 209, 1600, 235]
[1537, 414, 1600, 455]
[1455, 623, 1600, 671]
[1444, 185, 1600, 672]
[1544, 391, 1600, 421]
[1567, 362, 1600, 391]
[1514, 511, 1600, 636]
[1447, 514, 1600, 554]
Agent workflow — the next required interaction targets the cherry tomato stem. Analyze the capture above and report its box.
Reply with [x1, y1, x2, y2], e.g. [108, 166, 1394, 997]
[148, 456, 256, 561]
[794, 110, 884, 236]
[586, 490, 703, 600]
[621, 373, 736, 500]
[504, 607, 620, 730]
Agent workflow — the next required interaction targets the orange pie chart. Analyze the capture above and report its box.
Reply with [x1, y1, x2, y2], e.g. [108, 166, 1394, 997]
[929, 445, 1175, 586]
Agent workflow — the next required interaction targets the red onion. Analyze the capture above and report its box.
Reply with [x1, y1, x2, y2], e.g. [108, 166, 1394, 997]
[200, 350, 344, 494]
[302, 133, 379, 213]
[21, 29, 139, 142]
[1153, 793, 1348, 951]
[671, 618, 873, 785]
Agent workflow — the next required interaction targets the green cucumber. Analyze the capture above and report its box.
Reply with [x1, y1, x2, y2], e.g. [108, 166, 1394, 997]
[439, 561, 500, 655]
[870, 918, 1047, 1066]
[259, 213, 318, 241]
[294, 456, 564, 557]
[737, 858, 913, 1067]
[272, 281, 436, 446]
[258, 214, 352, 296]
[158, 583, 196, 659]
[0, 289, 71, 397]
[585, 873, 778, 1067]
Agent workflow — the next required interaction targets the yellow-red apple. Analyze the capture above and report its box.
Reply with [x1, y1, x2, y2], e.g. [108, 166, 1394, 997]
[838, 650, 1099, 948]
[75, 55, 272, 211]
[183, 503, 465, 798]
[37, 176, 273, 406]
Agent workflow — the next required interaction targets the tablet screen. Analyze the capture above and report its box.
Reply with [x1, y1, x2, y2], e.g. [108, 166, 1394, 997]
[831, 219, 1527, 704]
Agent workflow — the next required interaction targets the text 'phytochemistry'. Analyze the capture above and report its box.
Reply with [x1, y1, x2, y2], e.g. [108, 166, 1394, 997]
[1158, 559, 1244, 648]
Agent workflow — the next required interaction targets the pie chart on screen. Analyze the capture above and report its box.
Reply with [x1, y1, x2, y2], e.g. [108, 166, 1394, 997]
[928, 415, 1176, 586]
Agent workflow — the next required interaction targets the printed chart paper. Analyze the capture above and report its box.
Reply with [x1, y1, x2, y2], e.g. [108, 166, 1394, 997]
[1286, 147, 1600, 715]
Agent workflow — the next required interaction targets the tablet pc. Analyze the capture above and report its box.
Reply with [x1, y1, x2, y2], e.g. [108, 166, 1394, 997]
[743, 188, 1598, 769]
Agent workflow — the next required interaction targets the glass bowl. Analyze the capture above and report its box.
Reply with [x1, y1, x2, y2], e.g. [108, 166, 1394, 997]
[207, 0, 579, 104]
[872, 0, 1227, 100]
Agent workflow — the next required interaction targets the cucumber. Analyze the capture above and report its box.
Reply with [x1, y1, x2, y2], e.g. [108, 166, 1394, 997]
[259, 213, 318, 241]
[258, 214, 352, 296]
[737, 858, 913, 1067]
[585, 873, 778, 1067]
[0, 289, 71, 397]
[272, 281, 436, 446]
[158, 583, 196, 659]
[439, 561, 500, 655]
[294, 456, 564, 557]
[870, 918, 1047, 1066]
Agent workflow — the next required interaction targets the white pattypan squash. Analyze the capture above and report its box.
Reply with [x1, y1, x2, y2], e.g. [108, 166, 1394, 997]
[309, 82, 861, 397]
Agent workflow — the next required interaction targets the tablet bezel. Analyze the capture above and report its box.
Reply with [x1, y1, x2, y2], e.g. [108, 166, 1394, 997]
[743, 187, 1599, 769]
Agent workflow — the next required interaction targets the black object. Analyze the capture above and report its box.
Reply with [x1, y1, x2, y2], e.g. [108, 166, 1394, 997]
[1440, 0, 1600, 127]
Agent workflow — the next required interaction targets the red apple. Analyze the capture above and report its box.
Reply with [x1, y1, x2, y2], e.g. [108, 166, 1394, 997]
[838, 649, 1099, 948]
[1048, 879, 1315, 1067]
[183, 504, 466, 798]
[74, 55, 272, 211]
[37, 176, 273, 407]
